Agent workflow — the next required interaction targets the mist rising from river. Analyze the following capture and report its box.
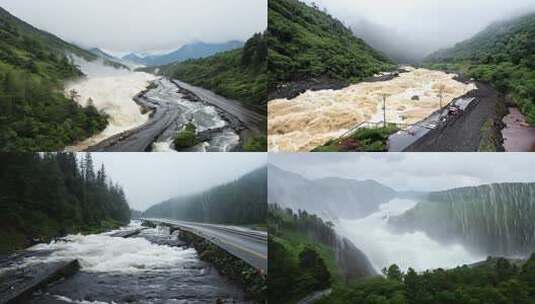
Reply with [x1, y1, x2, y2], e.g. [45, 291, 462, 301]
[65, 57, 157, 151]
[338, 198, 483, 272]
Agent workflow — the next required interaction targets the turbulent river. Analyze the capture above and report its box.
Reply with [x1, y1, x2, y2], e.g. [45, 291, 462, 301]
[146, 79, 240, 152]
[1, 223, 248, 303]
[65, 57, 239, 152]
[268, 67, 476, 152]
[65, 58, 156, 151]
[337, 198, 483, 272]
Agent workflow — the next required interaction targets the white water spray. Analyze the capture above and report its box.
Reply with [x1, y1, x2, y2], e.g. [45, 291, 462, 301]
[338, 198, 483, 272]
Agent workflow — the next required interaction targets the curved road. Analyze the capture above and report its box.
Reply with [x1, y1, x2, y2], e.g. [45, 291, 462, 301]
[142, 218, 267, 273]
[86, 78, 261, 152]
[173, 80, 266, 135]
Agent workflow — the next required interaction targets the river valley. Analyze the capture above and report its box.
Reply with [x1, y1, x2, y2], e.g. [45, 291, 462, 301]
[65, 57, 259, 152]
[337, 198, 483, 272]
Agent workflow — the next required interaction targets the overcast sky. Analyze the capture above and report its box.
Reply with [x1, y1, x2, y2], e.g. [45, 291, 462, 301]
[270, 153, 535, 192]
[0, 0, 267, 54]
[90, 153, 266, 211]
[305, 0, 535, 56]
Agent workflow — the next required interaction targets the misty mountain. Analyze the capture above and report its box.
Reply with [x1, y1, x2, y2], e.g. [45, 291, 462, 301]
[425, 13, 535, 125]
[426, 13, 535, 64]
[122, 41, 243, 67]
[268, 0, 393, 93]
[153, 33, 267, 107]
[350, 19, 434, 64]
[268, 165, 396, 220]
[389, 183, 535, 257]
[0, 6, 112, 150]
[143, 167, 267, 225]
[88, 47, 129, 69]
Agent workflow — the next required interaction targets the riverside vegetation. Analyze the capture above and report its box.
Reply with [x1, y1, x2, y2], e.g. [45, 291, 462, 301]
[0, 152, 131, 254]
[269, 203, 535, 304]
[0, 7, 127, 151]
[158, 33, 268, 108]
[426, 13, 535, 125]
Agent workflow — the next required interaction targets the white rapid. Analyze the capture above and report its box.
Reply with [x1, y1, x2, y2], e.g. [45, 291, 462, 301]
[65, 57, 157, 151]
[337, 198, 483, 272]
[268, 67, 476, 152]
[24, 223, 197, 273]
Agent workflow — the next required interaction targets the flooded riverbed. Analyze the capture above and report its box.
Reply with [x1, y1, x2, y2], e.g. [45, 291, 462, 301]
[65, 57, 157, 151]
[268, 68, 476, 152]
[502, 107, 535, 152]
[1, 223, 249, 303]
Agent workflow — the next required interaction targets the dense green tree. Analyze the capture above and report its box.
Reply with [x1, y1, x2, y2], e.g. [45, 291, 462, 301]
[0, 152, 131, 254]
[0, 7, 111, 151]
[143, 167, 266, 225]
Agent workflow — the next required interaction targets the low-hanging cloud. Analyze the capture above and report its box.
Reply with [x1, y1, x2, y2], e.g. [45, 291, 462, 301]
[269, 153, 535, 192]
[90, 153, 266, 211]
[304, 0, 535, 61]
[0, 0, 267, 54]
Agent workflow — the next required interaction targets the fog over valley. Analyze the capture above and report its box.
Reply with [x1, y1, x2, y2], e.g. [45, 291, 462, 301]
[91, 153, 267, 211]
[304, 0, 535, 61]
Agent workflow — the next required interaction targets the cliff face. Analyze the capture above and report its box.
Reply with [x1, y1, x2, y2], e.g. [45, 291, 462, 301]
[389, 183, 535, 257]
[336, 237, 377, 280]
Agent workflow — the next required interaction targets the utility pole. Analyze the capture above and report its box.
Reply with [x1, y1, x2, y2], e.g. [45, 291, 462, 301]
[381, 93, 389, 128]
[438, 85, 445, 111]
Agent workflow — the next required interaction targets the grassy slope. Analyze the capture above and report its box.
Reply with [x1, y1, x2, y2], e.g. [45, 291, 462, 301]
[314, 126, 399, 152]
[426, 13, 535, 125]
[157, 36, 267, 109]
[0, 6, 110, 151]
[268, 0, 394, 89]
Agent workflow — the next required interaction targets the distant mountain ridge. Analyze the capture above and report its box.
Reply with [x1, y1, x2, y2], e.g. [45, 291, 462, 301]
[268, 165, 397, 220]
[122, 41, 244, 66]
[143, 167, 267, 225]
[389, 183, 535, 257]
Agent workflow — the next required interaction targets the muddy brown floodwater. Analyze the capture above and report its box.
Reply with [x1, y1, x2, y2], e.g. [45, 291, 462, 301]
[268, 67, 475, 152]
[502, 107, 535, 152]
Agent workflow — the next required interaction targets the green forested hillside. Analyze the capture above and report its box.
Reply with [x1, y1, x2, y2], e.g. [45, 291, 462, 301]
[143, 167, 267, 225]
[268, 0, 394, 91]
[318, 255, 535, 304]
[0, 7, 110, 151]
[156, 33, 267, 108]
[0, 153, 131, 254]
[268, 205, 377, 304]
[426, 13, 535, 124]
[389, 183, 535, 257]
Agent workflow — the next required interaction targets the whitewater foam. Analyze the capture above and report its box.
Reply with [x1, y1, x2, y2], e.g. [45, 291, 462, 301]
[268, 68, 476, 151]
[24, 225, 197, 273]
[338, 198, 483, 272]
[65, 56, 157, 151]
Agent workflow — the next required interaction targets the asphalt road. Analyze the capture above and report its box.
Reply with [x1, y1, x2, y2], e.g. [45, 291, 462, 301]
[173, 80, 266, 135]
[86, 79, 184, 152]
[87, 78, 256, 152]
[404, 82, 501, 152]
[142, 218, 268, 273]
